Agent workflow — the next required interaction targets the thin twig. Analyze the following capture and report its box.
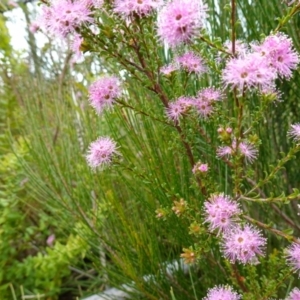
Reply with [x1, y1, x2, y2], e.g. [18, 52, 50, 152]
[243, 215, 300, 243]
[231, 0, 236, 55]
[232, 263, 248, 292]
[116, 99, 174, 127]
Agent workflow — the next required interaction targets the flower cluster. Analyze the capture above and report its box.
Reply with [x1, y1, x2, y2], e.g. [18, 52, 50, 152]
[203, 194, 240, 234]
[222, 52, 276, 91]
[157, 0, 207, 47]
[88, 76, 122, 115]
[217, 139, 258, 164]
[221, 224, 266, 264]
[203, 193, 266, 264]
[166, 87, 222, 121]
[160, 51, 206, 75]
[223, 33, 299, 91]
[166, 96, 193, 121]
[252, 33, 299, 79]
[175, 51, 206, 74]
[203, 285, 241, 300]
[193, 87, 222, 118]
[86, 75, 122, 169]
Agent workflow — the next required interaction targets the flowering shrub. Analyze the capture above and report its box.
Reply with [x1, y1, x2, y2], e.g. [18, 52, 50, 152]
[30, 0, 300, 298]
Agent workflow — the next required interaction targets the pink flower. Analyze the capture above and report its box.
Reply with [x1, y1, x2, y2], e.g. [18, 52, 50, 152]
[160, 63, 178, 75]
[88, 76, 122, 115]
[222, 33, 299, 90]
[46, 234, 56, 247]
[288, 123, 300, 142]
[175, 51, 206, 74]
[29, 22, 40, 34]
[71, 33, 84, 61]
[287, 288, 300, 300]
[203, 194, 240, 234]
[86, 137, 118, 168]
[221, 224, 266, 264]
[199, 164, 208, 172]
[203, 285, 241, 300]
[222, 52, 276, 91]
[199, 87, 223, 102]
[226, 127, 233, 134]
[8, 0, 18, 7]
[259, 85, 282, 102]
[252, 33, 299, 79]
[193, 98, 213, 118]
[192, 162, 208, 174]
[217, 146, 233, 158]
[238, 141, 258, 163]
[286, 242, 300, 274]
[38, 0, 93, 38]
[114, 0, 163, 17]
[193, 87, 222, 118]
[166, 96, 193, 121]
[217, 140, 258, 163]
[157, 0, 207, 48]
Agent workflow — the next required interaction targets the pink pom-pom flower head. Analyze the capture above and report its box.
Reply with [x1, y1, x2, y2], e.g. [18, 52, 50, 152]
[86, 137, 119, 169]
[221, 224, 266, 264]
[238, 141, 259, 164]
[88, 76, 122, 115]
[288, 123, 300, 142]
[222, 52, 276, 92]
[193, 87, 223, 118]
[38, 0, 93, 38]
[157, 0, 207, 48]
[175, 51, 206, 74]
[166, 96, 193, 122]
[203, 193, 240, 235]
[203, 285, 241, 300]
[286, 242, 300, 274]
